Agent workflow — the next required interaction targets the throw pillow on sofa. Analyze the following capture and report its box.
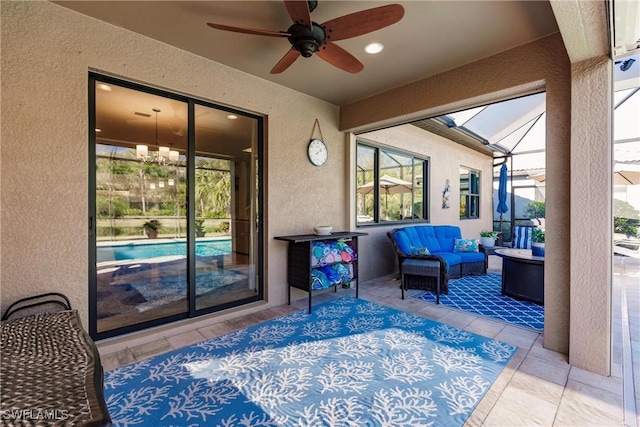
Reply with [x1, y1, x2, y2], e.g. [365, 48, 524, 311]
[411, 246, 430, 255]
[454, 238, 479, 252]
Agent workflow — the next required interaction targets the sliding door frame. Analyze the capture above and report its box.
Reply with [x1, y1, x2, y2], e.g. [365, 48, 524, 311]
[88, 72, 264, 340]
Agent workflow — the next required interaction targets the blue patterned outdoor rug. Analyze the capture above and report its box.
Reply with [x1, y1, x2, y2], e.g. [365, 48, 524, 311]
[105, 296, 516, 426]
[413, 273, 544, 331]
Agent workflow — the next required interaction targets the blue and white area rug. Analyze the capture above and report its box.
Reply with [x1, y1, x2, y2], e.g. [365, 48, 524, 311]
[105, 296, 516, 426]
[413, 273, 544, 331]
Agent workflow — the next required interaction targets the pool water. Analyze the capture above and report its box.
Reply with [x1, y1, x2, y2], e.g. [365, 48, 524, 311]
[98, 239, 231, 261]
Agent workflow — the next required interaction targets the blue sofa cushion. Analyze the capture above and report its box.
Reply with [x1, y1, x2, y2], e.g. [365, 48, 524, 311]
[433, 252, 462, 269]
[434, 225, 462, 252]
[393, 230, 414, 255]
[414, 225, 442, 253]
[403, 227, 422, 251]
[456, 251, 485, 263]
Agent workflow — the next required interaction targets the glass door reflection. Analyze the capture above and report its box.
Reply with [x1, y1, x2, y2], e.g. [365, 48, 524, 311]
[194, 104, 259, 310]
[94, 83, 188, 333]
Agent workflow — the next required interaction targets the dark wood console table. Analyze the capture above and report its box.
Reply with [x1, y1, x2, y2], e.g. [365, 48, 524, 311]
[275, 231, 367, 313]
[495, 248, 544, 305]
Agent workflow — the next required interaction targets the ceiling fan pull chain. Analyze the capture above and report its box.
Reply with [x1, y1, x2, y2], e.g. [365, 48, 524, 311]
[310, 118, 325, 142]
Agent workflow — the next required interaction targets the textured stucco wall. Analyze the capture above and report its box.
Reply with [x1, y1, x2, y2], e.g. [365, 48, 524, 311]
[341, 34, 575, 360]
[569, 56, 612, 375]
[0, 0, 343, 327]
[352, 125, 494, 280]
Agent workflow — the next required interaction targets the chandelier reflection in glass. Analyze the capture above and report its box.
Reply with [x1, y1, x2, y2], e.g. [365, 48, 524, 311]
[136, 108, 180, 165]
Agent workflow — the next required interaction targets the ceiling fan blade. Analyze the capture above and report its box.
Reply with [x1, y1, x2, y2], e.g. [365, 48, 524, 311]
[321, 4, 404, 41]
[317, 41, 364, 74]
[284, 0, 312, 30]
[271, 49, 301, 74]
[207, 22, 290, 38]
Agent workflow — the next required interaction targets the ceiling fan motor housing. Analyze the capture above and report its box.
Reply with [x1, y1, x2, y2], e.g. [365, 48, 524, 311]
[287, 23, 326, 57]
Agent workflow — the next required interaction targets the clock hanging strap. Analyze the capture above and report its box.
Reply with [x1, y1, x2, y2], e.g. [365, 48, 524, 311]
[310, 119, 325, 142]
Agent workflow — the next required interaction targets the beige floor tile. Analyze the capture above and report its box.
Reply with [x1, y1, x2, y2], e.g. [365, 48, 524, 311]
[483, 385, 557, 426]
[560, 379, 623, 420]
[526, 341, 570, 368]
[166, 329, 207, 349]
[414, 303, 450, 321]
[228, 313, 262, 329]
[507, 370, 564, 405]
[464, 317, 506, 338]
[197, 320, 238, 339]
[465, 388, 501, 427]
[100, 348, 135, 371]
[130, 338, 173, 361]
[494, 328, 539, 350]
[518, 355, 570, 386]
[568, 366, 623, 397]
[501, 324, 540, 340]
[554, 391, 623, 426]
[437, 309, 478, 329]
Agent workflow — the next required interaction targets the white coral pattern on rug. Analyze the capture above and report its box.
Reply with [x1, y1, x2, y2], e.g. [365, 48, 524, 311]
[105, 296, 516, 426]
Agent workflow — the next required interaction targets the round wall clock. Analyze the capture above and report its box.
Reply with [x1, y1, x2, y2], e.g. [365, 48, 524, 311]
[307, 138, 328, 166]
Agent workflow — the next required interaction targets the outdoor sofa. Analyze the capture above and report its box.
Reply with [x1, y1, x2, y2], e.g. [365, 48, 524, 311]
[387, 225, 487, 294]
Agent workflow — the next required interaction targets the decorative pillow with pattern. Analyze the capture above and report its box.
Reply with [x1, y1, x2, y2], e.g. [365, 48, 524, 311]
[411, 246, 430, 255]
[453, 238, 479, 252]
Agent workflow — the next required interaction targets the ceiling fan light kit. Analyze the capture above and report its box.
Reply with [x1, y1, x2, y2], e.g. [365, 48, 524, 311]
[206, 1, 404, 74]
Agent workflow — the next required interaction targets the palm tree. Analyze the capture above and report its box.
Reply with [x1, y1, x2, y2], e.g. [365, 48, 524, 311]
[195, 158, 231, 219]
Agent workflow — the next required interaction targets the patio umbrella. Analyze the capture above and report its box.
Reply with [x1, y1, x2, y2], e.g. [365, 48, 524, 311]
[357, 175, 413, 218]
[496, 163, 509, 230]
[614, 163, 640, 185]
[532, 165, 640, 186]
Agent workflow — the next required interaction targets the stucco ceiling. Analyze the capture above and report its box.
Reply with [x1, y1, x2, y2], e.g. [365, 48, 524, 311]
[54, 0, 560, 106]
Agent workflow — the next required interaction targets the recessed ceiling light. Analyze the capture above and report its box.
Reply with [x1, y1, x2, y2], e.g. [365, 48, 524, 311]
[364, 42, 384, 54]
[97, 83, 112, 92]
[227, 114, 238, 120]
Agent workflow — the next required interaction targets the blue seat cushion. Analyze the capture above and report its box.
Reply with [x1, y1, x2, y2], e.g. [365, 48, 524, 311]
[432, 252, 462, 270]
[457, 251, 485, 263]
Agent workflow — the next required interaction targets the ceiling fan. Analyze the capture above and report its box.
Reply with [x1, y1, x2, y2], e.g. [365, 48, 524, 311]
[206, 1, 404, 74]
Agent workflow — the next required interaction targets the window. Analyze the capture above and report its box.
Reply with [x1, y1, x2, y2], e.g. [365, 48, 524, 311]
[356, 141, 428, 224]
[460, 167, 480, 219]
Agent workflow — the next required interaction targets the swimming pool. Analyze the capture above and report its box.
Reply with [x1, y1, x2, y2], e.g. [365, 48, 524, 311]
[97, 239, 231, 262]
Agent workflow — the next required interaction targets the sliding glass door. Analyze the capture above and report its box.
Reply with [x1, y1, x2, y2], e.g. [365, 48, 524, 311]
[90, 74, 263, 339]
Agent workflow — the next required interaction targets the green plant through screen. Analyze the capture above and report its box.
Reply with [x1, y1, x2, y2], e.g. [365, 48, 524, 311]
[533, 227, 545, 243]
[524, 201, 545, 219]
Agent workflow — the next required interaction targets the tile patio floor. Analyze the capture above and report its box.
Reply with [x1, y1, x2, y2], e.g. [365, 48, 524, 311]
[98, 255, 639, 426]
